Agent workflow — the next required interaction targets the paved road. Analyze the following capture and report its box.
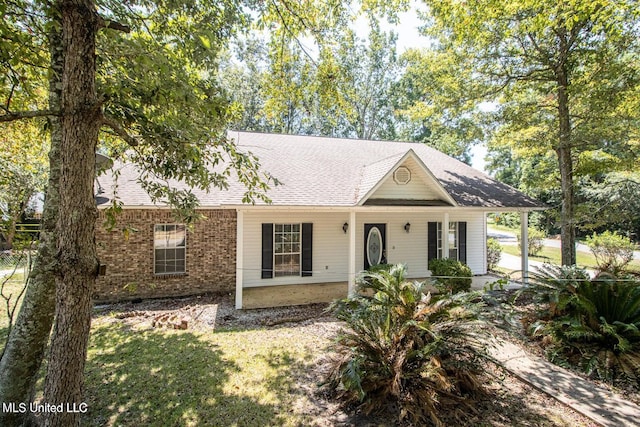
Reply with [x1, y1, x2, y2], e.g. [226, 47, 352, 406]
[488, 227, 548, 273]
[487, 226, 599, 274]
[0, 267, 27, 278]
[488, 226, 640, 259]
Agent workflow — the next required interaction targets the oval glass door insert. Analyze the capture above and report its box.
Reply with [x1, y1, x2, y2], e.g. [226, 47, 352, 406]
[367, 226, 383, 267]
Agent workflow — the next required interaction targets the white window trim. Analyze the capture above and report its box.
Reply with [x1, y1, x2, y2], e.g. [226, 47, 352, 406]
[437, 222, 459, 261]
[153, 223, 187, 275]
[273, 223, 302, 277]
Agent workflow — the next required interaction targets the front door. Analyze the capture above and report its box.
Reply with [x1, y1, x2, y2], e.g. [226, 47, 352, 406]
[364, 223, 386, 269]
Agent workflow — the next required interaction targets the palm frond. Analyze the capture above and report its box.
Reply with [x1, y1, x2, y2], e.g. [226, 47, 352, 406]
[324, 263, 488, 425]
[525, 263, 640, 382]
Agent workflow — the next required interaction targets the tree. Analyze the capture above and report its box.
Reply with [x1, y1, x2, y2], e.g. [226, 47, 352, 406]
[39, 4, 101, 424]
[319, 17, 400, 140]
[579, 172, 640, 238]
[262, 39, 317, 133]
[221, 8, 404, 139]
[394, 47, 485, 163]
[420, 0, 640, 264]
[0, 4, 62, 426]
[219, 37, 272, 132]
[0, 1, 267, 425]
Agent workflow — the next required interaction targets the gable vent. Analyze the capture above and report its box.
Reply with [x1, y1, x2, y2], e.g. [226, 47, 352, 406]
[393, 166, 411, 185]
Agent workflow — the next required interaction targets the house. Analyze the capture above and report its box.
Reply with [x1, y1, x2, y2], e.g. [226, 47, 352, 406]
[95, 131, 542, 309]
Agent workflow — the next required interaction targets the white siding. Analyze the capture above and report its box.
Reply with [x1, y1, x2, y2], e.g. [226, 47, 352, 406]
[355, 212, 429, 278]
[370, 157, 443, 201]
[448, 212, 486, 274]
[242, 211, 350, 287]
[241, 209, 487, 289]
[354, 211, 487, 278]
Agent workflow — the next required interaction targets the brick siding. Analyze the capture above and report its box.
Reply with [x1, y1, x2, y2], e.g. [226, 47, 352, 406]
[95, 209, 236, 302]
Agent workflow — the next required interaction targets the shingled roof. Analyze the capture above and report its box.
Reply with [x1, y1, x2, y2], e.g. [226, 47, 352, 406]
[97, 131, 542, 209]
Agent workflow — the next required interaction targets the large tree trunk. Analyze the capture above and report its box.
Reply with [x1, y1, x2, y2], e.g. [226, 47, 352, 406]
[41, 1, 100, 426]
[556, 31, 576, 267]
[0, 8, 63, 426]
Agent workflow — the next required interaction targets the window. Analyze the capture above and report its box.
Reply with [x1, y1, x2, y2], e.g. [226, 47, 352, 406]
[429, 221, 466, 263]
[436, 222, 458, 259]
[262, 223, 312, 279]
[154, 224, 186, 274]
[274, 224, 301, 277]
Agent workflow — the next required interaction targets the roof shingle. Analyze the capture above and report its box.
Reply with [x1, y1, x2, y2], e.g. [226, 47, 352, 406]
[97, 131, 542, 209]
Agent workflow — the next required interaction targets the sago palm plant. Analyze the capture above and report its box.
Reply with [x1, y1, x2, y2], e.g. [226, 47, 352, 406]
[325, 264, 487, 426]
[526, 264, 640, 381]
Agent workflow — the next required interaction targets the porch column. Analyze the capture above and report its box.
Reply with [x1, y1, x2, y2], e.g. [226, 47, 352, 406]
[520, 211, 529, 284]
[442, 212, 450, 259]
[348, 210, 356, 296]
[235, 210, 244, 309]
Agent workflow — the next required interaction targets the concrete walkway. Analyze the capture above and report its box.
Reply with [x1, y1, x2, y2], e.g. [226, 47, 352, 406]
[487, 337, 640, 427]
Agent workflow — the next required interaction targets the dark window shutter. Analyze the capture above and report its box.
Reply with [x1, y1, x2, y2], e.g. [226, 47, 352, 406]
[428, 222, 438, 261]
[261, 223, 273, 279]
[458, 222, 467, 264]
[301, 223, 313, 277]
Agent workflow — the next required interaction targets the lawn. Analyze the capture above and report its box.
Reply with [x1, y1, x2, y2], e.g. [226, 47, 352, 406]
[0, 293, 601, 426]
[82, 305, 339, 427]
[0, 271, 28, 343]
[500, 244, 640, 271]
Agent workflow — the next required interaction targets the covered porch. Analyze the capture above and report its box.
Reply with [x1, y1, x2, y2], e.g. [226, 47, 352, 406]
[235, 208, 532, 310]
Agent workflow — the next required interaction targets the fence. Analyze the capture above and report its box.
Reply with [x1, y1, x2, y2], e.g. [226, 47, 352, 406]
[0, 223, 39, 278]
[0, 250, 35, 278]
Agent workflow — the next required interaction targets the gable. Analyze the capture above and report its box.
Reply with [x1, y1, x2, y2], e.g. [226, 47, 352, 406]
[358, 151, 456, 206]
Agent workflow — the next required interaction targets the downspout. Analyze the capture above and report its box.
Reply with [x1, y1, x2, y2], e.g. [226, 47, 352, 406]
[235, 210, 244, 309]
[348, 210, 356, 296]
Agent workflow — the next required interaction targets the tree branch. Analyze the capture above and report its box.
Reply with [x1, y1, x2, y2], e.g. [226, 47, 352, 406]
[101, 115, 139, 147]
[97, 16, 131, 33]
[0, 109, 57, 122]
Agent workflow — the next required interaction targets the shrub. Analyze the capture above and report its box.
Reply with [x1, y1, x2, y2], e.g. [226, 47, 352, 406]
[486, 238, 502, 271]
[524, 264, 640, 382]
[585, 231, 635, 275]
[428, 258, 472, 293]
[325, 264, 487, 426]
[516, 227, 546, 256]
[365, 263, 391, 274]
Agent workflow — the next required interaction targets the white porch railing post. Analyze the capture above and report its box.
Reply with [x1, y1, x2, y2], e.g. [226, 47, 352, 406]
[520, 211, 529, 285]
[442, 212, 450, 259]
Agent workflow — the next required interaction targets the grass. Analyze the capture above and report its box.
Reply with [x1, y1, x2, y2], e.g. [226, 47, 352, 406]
[82, 320, 329, 427]
[0, 287, 611, 426]
[500, 244, 640, 271]
[0, 271, 28, 344]
[0, 270, 335, 427]
[487, 222, 521, 235]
